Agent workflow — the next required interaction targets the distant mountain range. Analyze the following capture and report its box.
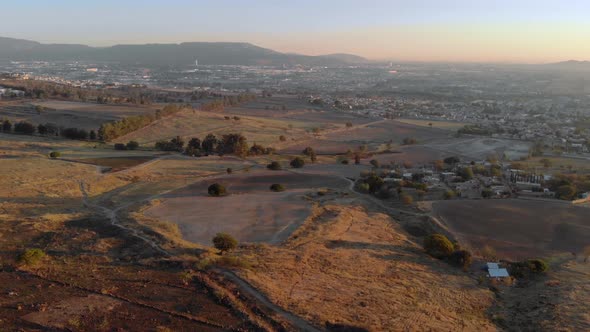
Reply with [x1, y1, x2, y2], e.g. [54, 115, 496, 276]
[544, 60, 590, 69]
[0, 36, 368, 66]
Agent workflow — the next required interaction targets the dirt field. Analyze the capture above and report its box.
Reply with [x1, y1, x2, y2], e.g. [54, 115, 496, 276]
[237, 203, 496, 331]
[395, 118, 471, 130]
[433, 199, 590, 260]
[145, 170, 349, 245]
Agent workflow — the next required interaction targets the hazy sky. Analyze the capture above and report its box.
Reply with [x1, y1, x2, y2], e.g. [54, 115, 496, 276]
[1, 0, 589, 63]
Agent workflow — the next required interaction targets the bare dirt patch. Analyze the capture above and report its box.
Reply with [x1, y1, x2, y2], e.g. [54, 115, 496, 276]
[145, 170, 349, 245]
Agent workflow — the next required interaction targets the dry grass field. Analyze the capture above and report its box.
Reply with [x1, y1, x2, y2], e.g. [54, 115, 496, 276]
[395, 118, 471, 130]
[433, 199, 590, 260]
[237, 203, 496, 331]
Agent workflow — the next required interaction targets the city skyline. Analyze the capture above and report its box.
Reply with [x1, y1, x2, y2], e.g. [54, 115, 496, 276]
[1, 0, 589, 63]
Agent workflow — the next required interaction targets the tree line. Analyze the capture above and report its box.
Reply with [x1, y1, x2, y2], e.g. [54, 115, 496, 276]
[155, 133, 274, 158]
[1, 119, 97, 140]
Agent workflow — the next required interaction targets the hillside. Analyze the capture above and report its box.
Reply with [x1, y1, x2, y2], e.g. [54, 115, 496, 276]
[0, 36, 367, 66]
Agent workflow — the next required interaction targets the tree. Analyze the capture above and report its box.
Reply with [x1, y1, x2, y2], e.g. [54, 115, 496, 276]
[401, 194, 414, 205]
[583, 245, 590, 263]
[444, 156, 460, 165]
[171, 136, 185, 151]
[403, 137, 417, 145]
[527, 259, 548, 273]
[218, 133, 248, 157]
[49, 151, 61, 158]
[208, 183, 227, 197]
[2, 120, 12, 132]
[202, 134, 218, 153]
[126, 141, 139, 150]
[226, 168, 233, 174]
[443, 190, 456, 200]
[449, 250, 472, 270]
[279, 135, 287, 142]
[370, 159, 380, 168]
[18, 248, 46, 266]
[249, 143, 267, 155]
[114, 143, 127, 150]
[310, 150, 317, 163]
[37, 124, 48, 135]
[212, 233, 237, 254]
[423, 234, 454, 259]
[556, 185, 576, 200]
[270, 183, 285, 192]
[540, 158, 552, 168]
[14, 121, 35, 135]
[459, 167, 474, 180]
[354, 154, 361, 165]
[345, 122, 353, 128]
[89, 130, 97, 140]
[302, 147, 315, 156]
[290, 157, 305, 168]
[481, 188, 493, 198]
[267, 161, 282, 170]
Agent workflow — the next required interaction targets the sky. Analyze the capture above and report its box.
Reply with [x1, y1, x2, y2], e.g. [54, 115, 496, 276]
[1, 0, 589, 63]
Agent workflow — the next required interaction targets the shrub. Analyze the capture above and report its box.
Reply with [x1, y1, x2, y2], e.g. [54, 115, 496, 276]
[270, 184, 285, 192]
[126, 141, 139, 150]
[208, 183, 227, 197]
[114, 143, 127, 150]
[212, 233, 238, 254]
[423, 234, 454, 259]
[341, 159, 349, 165]
[267, 161, 282, 170]
[302, 147, 315, 156]
[290, 157, 305, 168]
[449, 250, 473, 270]
[527, 259, 549, 273]
[443, 190, 456, 200]
[279, 135, 287, 142]
[401, 194, 414, 205]
[226, 168, 233, 174]
[18, 248, 46, 266]
[49, 151, 61, 158]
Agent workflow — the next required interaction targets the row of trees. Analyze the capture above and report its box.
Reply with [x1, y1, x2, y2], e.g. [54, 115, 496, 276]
[200, 94, 257, 112]
[155, 133, 274, 158]
[98, 104, 185, 141]
[0, 119, 97, 140]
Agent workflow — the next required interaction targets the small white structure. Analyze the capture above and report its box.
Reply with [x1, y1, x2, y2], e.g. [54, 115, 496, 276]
[487, 262, 510, 278]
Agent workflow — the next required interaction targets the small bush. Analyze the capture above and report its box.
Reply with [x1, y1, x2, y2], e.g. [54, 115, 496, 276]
[401, 194, 414, 205]
[49, 151, 61, 158]
[290, 157, 305, 168]
[527, 259, 549, 273]
[208, 183, 227, 197]
[270, 183, 285, 192]
[18, 249, 46, 266]
[226, 168, 233, 174]
[212, 233, 238, 254]
[267, 161, 282, 170]
[423, 234, 454, 259]
[341, 159, 349, 165]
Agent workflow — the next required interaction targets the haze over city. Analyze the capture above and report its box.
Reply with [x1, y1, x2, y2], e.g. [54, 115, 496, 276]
[2, 0, 590, 63]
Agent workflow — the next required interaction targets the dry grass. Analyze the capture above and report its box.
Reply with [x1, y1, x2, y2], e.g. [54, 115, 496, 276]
[237, 204, 496, 331]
